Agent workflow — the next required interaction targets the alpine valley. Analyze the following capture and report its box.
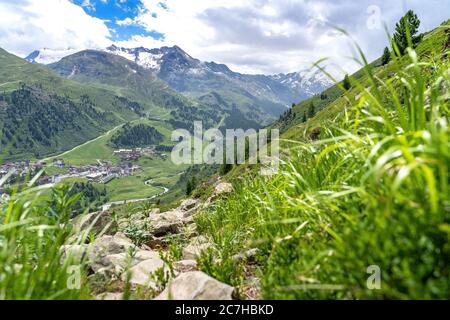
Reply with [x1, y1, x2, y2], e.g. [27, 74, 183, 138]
[0, 44, 331, 203]
[0, 3, 448, 302]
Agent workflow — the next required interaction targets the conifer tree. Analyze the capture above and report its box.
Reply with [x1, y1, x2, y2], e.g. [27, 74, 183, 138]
[392, 10, 422, 55]
[381, 47, 391, 65]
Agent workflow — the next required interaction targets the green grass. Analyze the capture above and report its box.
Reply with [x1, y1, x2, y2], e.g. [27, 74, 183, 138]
[56, 124, 122, 166]
[105, 157, 188, 202]
[105, 175, 161, 202]
[194, 22, 450, 299]
[54, 119, 174, 166]
[0, 48, 182, 163]
[0, 182, 93, 299]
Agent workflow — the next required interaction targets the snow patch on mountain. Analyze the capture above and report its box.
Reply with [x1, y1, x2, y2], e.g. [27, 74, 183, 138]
[25, 48, 82, 64]
[25, 45, 333, 107]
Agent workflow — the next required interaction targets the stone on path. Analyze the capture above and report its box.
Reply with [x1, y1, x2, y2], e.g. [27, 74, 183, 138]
[155, 271, 234, 300]
[214, 182, 233, 196]
[74, 211, 116, 236]
[121, 257, 168, 289]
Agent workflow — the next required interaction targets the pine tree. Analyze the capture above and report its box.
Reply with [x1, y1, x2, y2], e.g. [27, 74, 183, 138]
[343, 74, 351, 91]
[392, 10, 422, 56]
[302, 111, 307, 123]
[308, 102, 315, 118]
[381, 47, 391, 65]
[186, 176, 197, 196]
[186, 179, 192, 196]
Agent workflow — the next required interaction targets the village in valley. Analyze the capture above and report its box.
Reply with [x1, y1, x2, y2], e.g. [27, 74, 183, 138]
[0, 146, 169, 201]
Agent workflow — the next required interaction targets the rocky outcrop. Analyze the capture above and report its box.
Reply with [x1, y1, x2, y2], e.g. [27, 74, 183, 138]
[92, 250, 161, 274]
[90, 233, 136, 257]
[63, 185, 243, 300]
[155, 271, 234, 300]
[117, 199, 199, 238]
[179, 198, 199, 211]
[148, 209, 187, 237]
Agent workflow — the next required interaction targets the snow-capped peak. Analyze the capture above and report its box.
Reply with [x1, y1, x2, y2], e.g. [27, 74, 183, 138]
[105, 45, 198, 73]
[25, 48, 82, 64]
[269, 69, 333, 97]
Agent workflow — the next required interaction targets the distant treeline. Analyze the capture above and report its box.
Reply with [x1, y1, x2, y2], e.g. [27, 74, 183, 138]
[110, 123, 164, 148]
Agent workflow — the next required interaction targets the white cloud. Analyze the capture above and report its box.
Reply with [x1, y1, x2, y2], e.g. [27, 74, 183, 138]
[0, 0, 448, 76]
[0, 0, 111, 57]
[116, 0, 450, 76]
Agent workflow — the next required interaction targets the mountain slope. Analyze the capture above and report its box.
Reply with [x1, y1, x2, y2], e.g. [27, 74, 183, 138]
[105, 45, 286, 125]
[28, 45, 333, 126]
[105, 45, 332, 105]
[189, 19, 450, 300]
[48, 50, 190, 111]
[47, 50, 262, 131]
[0, 48, 147, 161]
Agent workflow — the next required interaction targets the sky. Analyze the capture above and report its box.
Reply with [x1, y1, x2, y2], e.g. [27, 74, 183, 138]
[0, 0, 449, 75]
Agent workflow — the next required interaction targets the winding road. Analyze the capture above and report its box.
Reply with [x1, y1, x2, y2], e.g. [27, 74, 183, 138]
[41, 123, 125, 162]
[102, 180, 170, 208]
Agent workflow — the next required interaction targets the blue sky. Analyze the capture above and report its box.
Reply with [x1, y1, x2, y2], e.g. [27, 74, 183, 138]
[71, 0, 165, 41]
[0, 0, 449, 75]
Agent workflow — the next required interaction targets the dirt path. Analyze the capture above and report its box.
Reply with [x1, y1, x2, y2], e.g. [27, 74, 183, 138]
[102, 180, 170, 209]
[41, 123, 125, 162]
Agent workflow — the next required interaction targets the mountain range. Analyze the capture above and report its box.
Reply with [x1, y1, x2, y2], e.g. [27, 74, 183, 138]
[0, 44, 332, 161]
[26, 45, 333, 124]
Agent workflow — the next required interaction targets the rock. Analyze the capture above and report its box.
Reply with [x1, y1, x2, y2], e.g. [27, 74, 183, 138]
[93, 233, 136, 255]
[147, 208, 160, 217]
[96, 292, 123, 300]
[214, 182, 233, 196]
[134, 250, 161, 261]
[173, 260, 198, 273]
[92, 249, 162, 274]
[182, 236, 212, 260]
[88, 233, 136, 268]
[148, 209, 186, 237]
[74, 211, 116, 236]
[155, 271, 234, 300]
[180, 198, 199, 211]
[94, 253, 127, 273]
[122, 257, 168, 289]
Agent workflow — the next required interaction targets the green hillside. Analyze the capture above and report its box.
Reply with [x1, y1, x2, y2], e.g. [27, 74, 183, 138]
[48, 50, 194, 112]
[0, 49, 148, 161]
[49, 50, 277, 132]
[192, 19, 450, 299]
